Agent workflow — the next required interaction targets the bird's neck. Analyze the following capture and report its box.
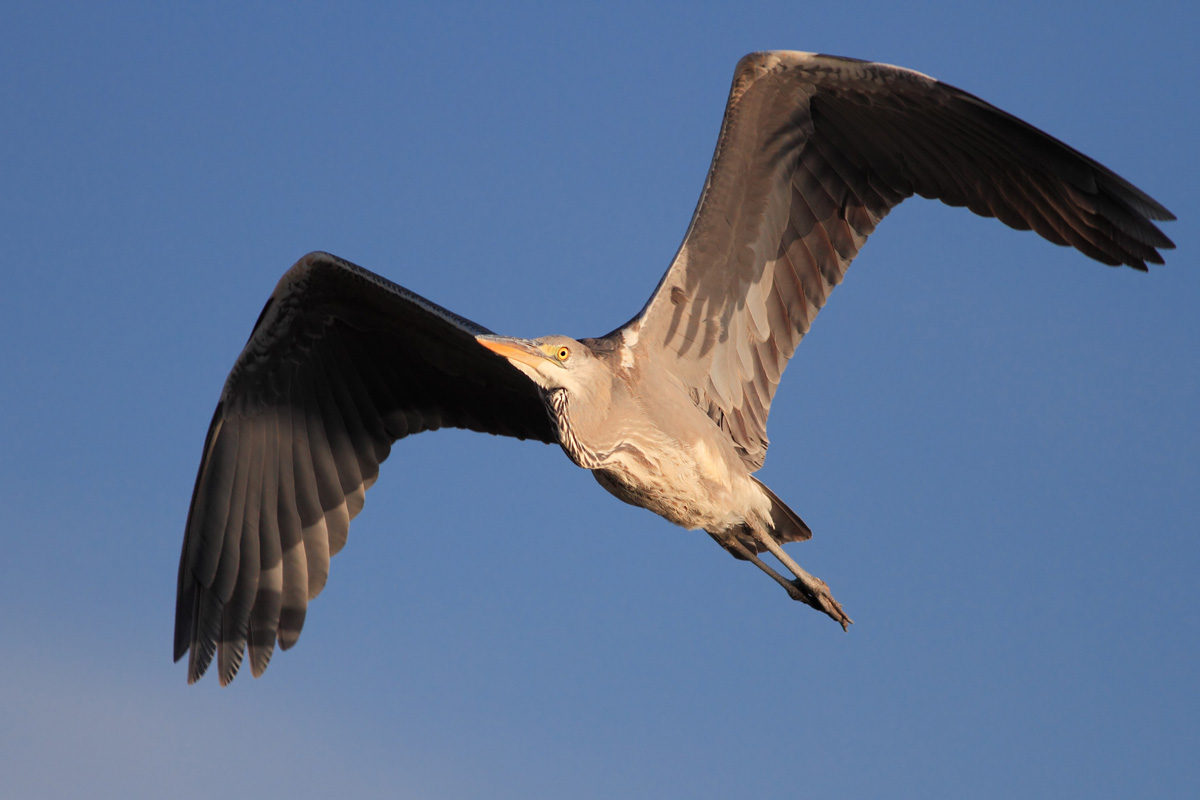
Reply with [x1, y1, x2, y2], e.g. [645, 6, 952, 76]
[545, 388, 605, 470]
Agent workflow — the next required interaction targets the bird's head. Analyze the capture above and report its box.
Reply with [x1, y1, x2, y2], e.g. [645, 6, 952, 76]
[476, 334, 604, 395]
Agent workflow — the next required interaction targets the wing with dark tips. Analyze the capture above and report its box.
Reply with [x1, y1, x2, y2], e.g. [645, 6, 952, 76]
[175, 251, 554, 684]
[619, 51, 1175, 471]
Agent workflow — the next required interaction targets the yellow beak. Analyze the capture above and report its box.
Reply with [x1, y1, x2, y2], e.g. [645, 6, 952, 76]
[476, 336, 552, 369]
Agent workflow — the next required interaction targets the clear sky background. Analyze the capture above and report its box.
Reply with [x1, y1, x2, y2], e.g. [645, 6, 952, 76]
[2, 2, 1196, 798]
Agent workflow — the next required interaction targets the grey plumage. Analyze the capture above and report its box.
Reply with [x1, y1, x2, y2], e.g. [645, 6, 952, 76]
[175, 51, 1174, 684]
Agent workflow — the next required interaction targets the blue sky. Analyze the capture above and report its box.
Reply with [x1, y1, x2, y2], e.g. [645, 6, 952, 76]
[2, 2, 1196, 798]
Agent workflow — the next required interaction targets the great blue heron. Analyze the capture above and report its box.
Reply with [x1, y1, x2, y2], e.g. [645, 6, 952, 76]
[176, 51, 1174, 685]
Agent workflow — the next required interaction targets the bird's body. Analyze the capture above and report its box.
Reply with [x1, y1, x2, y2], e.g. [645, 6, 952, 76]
[175, 51, 1174, 684]
[519, 337, 764, 531]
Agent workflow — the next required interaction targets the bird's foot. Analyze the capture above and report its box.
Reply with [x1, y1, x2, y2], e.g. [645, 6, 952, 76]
[784, 574, 852, 630]
[713, 528, 853, 630]
[743, 528, 853, 630]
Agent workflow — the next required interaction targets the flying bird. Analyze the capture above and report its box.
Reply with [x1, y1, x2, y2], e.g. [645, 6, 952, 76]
[176, 51, 1175, 685]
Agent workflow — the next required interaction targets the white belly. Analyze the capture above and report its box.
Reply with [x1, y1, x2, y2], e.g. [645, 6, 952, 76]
[587, 436, 770, 534]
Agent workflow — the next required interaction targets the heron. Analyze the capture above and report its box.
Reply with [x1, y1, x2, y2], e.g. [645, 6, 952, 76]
[176, 51, 1175, 685]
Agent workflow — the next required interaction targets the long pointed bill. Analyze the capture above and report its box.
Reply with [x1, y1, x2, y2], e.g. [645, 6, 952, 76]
[476, 335, 552, 369]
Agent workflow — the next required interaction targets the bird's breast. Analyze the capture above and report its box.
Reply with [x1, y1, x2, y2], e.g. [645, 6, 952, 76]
[586, 435, 764, 534]
[551, 386, 766, 533]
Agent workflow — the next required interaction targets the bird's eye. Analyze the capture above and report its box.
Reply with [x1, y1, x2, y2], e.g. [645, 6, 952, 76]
[555, 346, 571, 362]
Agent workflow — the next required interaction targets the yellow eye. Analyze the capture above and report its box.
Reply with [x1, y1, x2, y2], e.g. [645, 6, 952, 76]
[555, 346, 571, 362]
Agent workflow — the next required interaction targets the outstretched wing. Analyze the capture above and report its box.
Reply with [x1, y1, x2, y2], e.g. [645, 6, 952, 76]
[175, 251, 554, 684]
[620, 51, 1175, 470]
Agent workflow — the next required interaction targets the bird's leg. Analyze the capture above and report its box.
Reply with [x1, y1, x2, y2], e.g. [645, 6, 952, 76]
[718, 531, 852, 630]
[755, 532, 852, 630]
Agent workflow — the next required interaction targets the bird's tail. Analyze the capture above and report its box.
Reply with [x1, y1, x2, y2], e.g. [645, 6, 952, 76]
[708, 479, 812, 560]
[752, 477, 812, 544]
